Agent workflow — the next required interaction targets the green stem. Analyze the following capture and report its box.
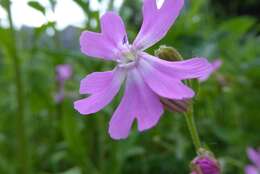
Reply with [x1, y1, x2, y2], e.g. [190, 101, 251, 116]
[108, 0, 115, 10]
[96, 115, 105, 173]
[184, 106, 202, 152]
[6, 1, 29, 174]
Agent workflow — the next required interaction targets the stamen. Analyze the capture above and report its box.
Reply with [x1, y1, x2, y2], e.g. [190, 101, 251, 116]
[122, 35, 128, 45]
[116, 44, 139, 69]
[118, 62, 136, 69]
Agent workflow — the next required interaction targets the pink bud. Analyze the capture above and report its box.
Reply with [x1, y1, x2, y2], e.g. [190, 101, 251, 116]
[191, 152, 220, 174]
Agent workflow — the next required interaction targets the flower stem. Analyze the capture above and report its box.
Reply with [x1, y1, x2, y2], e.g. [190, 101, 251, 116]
[154, 45, 202, 152]
[6, 1, 29, 173]
[184, 105, 202, 152]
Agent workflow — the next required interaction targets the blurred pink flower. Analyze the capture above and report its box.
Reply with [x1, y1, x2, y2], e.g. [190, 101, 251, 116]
[199, 59, 222, 82]
[245, 148, 260, 174]
[56, 64, 72, 82]
[55, 64, 72, 103]
[74, 0, 212, 139]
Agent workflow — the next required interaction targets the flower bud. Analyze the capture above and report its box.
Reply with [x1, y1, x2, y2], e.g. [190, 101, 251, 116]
[160, 97, 191, 113]
[155, 45, 191, 112]
[191, 149, 220, 174]
[154, 45, 183, 61]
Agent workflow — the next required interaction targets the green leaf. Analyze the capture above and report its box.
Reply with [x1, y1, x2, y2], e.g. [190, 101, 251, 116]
[34, 21, 56, 39]
[0, 0, 10, 10]
[0, 28, 12, 52]
[27, 1, 46, 15]
[72, 0, 90, 16]
[62, 167, 81, 174]
[191, 79, 200, 95]
[219, 16, 256, 37]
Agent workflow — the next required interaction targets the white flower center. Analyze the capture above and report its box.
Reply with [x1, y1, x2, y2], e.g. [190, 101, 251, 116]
[116, 44, 139, 69]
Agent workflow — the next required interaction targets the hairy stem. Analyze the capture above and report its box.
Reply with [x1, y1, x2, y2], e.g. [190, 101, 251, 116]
[184, 105, 202, 152]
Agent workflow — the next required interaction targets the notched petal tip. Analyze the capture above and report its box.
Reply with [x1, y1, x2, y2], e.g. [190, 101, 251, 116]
[79, 70, 115, 95]
[79, 31, 88, 54]
[108, 128, 130, 140]
[182, 88, 195, 99]
[196, 58, 218, 82]
[79, 78, 88, 94]
[100, 11, 128, 46]
[100, 11, 120, 21]
[74, 97, 105, 115]
[134, 0, 185, 50]
[173, 56, 214, 81]
[108, 115, 135, 140]
[79, 31, 106, 59]
[80, 31, 113, 57]
[137, 109, 163, 132]
[73, 100, 89, 115]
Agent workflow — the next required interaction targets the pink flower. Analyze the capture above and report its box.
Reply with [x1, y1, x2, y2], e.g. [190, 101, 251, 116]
[74, 0, 212, 139]
[55, 64, 72, 103]
[199, 59, 222, 82]
[245, 148, 260, 174]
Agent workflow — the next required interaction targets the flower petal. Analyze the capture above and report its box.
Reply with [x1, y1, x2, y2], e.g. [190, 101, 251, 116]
[131, 69, 164, 131]
[142, 53, 212, 80]
[245, 165, 259, 174]
[109, 69, 163, 139]
[80, 31, 116, 60]
[108, 74, 136, 139]
[247, 148, 260, 168]
[138, 58, 195, 100]
[199, 59, 222, 82]
[212, 59, 222, 72]
[133, 0, 184, 50]
[80, 70, 114, 94]
[74, 69, 125, 115]
[100, 12, 128, 47]
[80, 12, 127, 60]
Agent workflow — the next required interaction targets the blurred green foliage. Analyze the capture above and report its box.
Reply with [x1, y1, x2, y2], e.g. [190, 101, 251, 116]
[0, 0, 259, 174]
[210, 0, 260, 18]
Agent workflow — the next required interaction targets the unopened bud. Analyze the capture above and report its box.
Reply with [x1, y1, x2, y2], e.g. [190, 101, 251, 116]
[154, 45, 183, 61]
[191, 149, 220, 174]
[156, 45, 192, 112]
[160, 97, 191, 113]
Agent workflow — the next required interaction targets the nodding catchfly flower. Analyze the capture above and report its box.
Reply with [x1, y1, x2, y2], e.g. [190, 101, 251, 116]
[55, 64, 72, 103]
[74, 0, 213, 139]
[245, 147, 260, 174]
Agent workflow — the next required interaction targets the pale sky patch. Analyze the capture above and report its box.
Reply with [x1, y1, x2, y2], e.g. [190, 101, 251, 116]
[0, 0, 124, 30]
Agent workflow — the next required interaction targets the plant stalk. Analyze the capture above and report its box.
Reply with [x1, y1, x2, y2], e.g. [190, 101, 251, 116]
[6, 1, 29, 173]
[184, 105, 202, 152]
[154, 45, 203, 152]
